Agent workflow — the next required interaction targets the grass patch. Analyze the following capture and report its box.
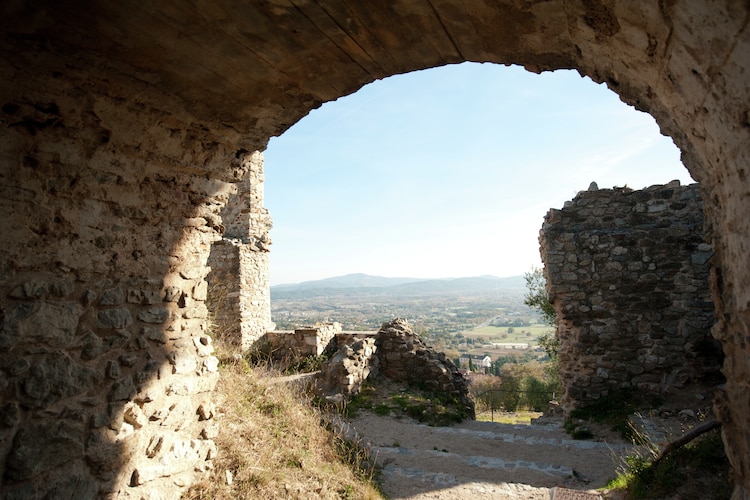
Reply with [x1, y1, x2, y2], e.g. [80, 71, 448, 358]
[183, 357, 382, 500]
[564, 389, 637, 440]
[341, 381, 471, 426]
[475, 410, 542, 425]
[563, 419, 595, 440]
[285, 353, 330, 374]
[463, 324, 553, 345]
[340, 384, 380, 418]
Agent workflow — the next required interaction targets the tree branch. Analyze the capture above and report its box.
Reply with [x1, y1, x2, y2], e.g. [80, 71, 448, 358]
[651, 419, 721, 468]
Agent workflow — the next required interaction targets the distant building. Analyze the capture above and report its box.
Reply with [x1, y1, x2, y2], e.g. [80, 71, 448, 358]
[460, 354, 492, 373]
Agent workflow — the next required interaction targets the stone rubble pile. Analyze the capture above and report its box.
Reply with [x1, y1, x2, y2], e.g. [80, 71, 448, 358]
[316, 337, 379, 401]
[316, 319, 475, 418]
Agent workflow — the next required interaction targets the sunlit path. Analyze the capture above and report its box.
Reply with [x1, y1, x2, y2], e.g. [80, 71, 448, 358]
[351, 412, 633, 499]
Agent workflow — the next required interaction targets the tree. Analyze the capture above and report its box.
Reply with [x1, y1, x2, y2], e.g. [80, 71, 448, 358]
[524, 267, 556, 326]
[524, 267, 560, 360]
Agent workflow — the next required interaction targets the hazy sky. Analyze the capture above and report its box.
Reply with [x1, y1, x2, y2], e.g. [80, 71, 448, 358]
[264, 62, 694, 286]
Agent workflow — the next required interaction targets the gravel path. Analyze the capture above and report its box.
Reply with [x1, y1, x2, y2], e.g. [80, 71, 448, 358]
[349, 413, 636, 499]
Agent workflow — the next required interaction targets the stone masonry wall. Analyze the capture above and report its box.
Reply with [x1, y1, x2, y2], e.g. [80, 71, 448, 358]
[540, 182, 722, 412]
[0, 47, 247, 499]
[207, 152, 274, 351]
[3, 2, 750, 495]
[313, 320, 474, 417]
[316, 337, 379, 401]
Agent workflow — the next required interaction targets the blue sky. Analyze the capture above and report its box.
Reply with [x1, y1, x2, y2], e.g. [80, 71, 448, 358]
[264, 62, 694, 286]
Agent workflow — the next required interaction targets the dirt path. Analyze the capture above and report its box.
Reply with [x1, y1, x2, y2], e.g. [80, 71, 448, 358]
[349, 412, 636, 499]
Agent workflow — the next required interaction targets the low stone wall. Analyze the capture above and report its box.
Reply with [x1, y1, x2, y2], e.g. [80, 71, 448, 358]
[540, 182, 722, 411]
[265, 323, 342, 359]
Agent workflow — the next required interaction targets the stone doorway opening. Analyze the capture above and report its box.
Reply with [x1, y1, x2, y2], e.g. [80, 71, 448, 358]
[263, 63, 694, 288]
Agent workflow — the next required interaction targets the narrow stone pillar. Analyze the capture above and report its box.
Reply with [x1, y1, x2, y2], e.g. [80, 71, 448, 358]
[207, 151, 275, 351]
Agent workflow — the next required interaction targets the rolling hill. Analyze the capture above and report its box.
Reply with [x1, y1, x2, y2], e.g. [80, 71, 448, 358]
[271, 273, 526, 298]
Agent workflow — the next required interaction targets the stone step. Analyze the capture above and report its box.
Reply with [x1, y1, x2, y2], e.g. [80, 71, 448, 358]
[351, 413, 635, 497]
[378, 466, 553, 499]
[373, 444, 575, 483]
[426, 419, 632, 452]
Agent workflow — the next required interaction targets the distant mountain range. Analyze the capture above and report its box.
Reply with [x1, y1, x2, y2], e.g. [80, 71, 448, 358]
[272, 273, 424, 290]
[271, 273, 526, 296]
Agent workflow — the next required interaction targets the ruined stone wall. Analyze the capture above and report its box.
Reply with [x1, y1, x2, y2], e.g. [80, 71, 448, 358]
[265, 323, 342, 359]
[207, 152, 274, 351]
[316, 337, 379, 400]
[314, 320, 473, 417]
[540, 182, 721, 411]
[206, 243, 273, 351]
[3, 1, 750, 496]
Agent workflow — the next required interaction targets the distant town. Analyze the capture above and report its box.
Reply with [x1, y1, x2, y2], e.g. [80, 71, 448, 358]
[271, 273, 554, 371]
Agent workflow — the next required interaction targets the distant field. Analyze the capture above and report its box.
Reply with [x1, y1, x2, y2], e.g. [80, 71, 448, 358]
[462, 324, 553, 346]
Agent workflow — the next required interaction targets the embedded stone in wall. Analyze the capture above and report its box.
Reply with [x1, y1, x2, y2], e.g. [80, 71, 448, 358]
[539, 182, 722, 412]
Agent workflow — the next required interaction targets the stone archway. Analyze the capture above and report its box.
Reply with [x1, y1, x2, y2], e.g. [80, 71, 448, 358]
[1, 1, 748, 497]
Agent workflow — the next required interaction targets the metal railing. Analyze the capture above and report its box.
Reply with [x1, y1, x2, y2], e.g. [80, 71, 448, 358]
[473, 389, 556, 422]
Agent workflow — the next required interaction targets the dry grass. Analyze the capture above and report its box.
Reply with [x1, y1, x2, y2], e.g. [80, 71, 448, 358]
[183, 355, 382, 500]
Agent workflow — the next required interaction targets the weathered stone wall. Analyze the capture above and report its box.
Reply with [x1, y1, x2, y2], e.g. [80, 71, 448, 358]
[540, 182, 722, 411]
[0, 46, 243, 498]
[207, 152, 274, 351]
[313, 321, 473, 417]
[206, 243, 273, 351]
[316, 337, 379, 401]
